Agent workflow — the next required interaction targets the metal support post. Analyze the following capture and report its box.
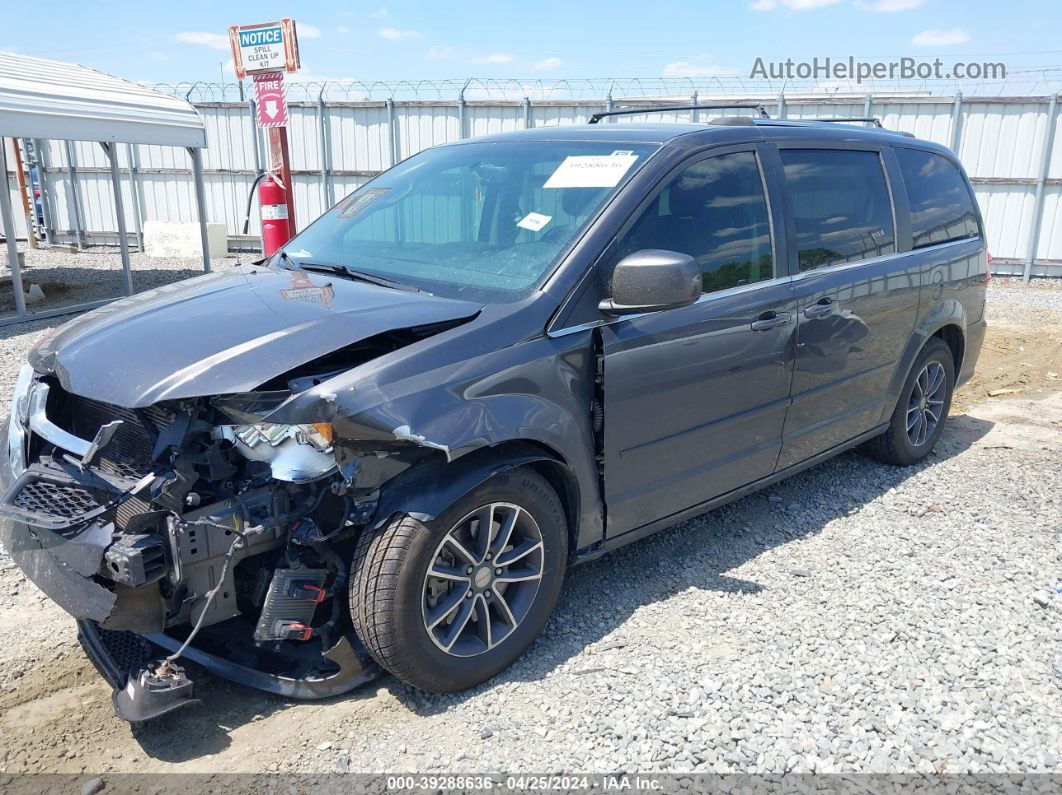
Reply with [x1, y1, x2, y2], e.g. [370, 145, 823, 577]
[125, 144, 146, 252]
[1023, 92, 1059, 283]
[457, 88, 468, 139]
[386, 98, 399, 166]
[0, 138, 28, 316]
[63, 140, 86, 249]
[101, 142, 133, 295]
[249, 99, 263, 176]
[189, 147, 212, 274]
[318, 93, 334, 207]
[949, 91, 963, 152]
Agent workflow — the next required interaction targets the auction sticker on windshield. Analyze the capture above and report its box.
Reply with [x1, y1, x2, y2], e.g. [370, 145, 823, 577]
[516, 212, 552, 231]
[543, 153, 639, 188]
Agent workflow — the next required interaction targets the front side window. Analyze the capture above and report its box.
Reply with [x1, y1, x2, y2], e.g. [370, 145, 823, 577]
[781, 149, 896, 271]
[896, 148, 981, 249]
[278, 141, 658, 302]
[617, 151, 774, 293]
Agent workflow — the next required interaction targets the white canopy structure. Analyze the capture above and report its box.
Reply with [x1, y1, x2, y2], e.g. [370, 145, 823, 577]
[0, 51, 210, 323]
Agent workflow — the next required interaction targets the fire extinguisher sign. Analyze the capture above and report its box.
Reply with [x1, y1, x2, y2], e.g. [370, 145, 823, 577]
[253, 73, 288, 128]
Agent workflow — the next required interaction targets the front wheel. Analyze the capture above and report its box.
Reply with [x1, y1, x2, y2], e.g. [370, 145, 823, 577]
[348, 466, 567, 692]
[861, 337, 955, 466]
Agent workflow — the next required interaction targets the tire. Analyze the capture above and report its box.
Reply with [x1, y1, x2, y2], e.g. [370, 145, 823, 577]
[861, 338, 955, 466]
[348, 466, 567, 692]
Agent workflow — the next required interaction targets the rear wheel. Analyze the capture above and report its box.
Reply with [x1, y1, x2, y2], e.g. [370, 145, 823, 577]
[862, 338, 955, 466]
[348, 466, 567, 692]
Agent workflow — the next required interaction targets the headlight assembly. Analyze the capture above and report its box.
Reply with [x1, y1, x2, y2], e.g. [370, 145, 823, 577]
[10, 363, 34, 425]
[233, 422, 334, 452]
[215, 422, 337, 483]
[6, 363, 36, 477]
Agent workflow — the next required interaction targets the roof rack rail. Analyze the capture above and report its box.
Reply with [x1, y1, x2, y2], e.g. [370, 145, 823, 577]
[811, 117, 884, 128]
[588, 103, 770, 124]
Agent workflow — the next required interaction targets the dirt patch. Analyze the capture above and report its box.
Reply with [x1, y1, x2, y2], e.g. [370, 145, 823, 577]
[0, 280, 74, 312]
[952, 322, 1062, 411]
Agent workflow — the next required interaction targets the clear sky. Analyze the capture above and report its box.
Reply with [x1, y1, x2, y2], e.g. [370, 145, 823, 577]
[4, 0, 1060, 92]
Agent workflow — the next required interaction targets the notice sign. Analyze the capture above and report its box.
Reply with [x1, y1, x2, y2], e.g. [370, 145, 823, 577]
[253, 73, 288, 127]
[229, 18, 300, 79]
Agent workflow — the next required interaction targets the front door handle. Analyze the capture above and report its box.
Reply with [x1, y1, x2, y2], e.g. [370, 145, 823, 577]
[804, 298, 836, 319]
[750, 311, 791, 331]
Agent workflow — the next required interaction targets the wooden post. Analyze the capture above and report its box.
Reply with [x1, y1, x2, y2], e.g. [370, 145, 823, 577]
[11, 139, 37, 249]
[268, 126, 296, 238]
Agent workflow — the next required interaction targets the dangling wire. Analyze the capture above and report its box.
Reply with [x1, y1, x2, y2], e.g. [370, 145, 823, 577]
[155, 507, 254, 675]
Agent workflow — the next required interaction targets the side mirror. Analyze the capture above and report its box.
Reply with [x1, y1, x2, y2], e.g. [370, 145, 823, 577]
[599, 249, 702, 316]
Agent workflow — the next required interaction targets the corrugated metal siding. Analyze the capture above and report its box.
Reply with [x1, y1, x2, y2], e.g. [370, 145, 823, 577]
[875, 101, 953, 145]
[1037, 188, 1062, 259]
[974, 185, 1035, 260]
[15, 94, 1061, 271]
[958, 102, 1048, 179]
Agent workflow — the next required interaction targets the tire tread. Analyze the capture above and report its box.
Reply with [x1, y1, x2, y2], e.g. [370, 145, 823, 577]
[348, 467, 567, 691]
[861, 338, 954, 466]
[348, 514, 424, 682]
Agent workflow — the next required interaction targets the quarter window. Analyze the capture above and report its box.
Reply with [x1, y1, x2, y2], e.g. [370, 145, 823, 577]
[896, 148, 980, 249]
[617, 151, 774, 293]
[781, 149, 896, 271]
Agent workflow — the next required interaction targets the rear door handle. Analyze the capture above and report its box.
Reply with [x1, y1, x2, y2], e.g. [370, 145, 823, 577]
[803, 299, 836, 319]
[750, 311, 791, 331]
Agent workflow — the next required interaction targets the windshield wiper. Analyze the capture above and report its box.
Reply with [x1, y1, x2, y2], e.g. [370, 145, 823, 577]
[296, 261, 429, 294]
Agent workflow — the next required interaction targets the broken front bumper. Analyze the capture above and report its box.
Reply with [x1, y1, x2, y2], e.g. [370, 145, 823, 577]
[0, 426, 124, 623]
[0, 416, 382, 721]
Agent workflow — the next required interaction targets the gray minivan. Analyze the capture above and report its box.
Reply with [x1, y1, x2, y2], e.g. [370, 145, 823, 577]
[1, 112, 987, 720]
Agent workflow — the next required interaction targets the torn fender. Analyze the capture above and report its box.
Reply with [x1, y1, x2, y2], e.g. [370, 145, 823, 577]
[265, 330, 606, 549]
[370, 444, 560, 529]
[268, 334, 595, 457]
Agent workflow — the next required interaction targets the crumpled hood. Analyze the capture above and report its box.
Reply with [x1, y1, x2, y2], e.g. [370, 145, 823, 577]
[30, 265, 481, 407]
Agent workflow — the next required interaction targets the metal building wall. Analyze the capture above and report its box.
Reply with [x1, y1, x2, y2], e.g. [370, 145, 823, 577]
[10, 91, 1061, 278]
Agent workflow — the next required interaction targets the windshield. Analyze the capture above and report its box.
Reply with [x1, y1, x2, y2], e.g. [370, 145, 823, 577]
[275, 140, 658, 302]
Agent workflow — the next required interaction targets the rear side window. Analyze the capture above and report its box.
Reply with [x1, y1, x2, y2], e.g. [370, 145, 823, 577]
[896, 148, 980, 249]
[781, 149, 896, 271]
[617, 151, 774, 293]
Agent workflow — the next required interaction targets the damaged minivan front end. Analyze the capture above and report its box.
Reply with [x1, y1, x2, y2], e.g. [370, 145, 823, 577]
[0, 266, 495, 720]
[0, 134, 649, 721]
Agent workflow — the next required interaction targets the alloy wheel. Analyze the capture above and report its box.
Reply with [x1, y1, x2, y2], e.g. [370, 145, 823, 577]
[422, 502, 544, 657]
[906, 360, 947, 447]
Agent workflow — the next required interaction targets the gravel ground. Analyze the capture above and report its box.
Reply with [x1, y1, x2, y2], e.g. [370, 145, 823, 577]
[0, 244, 240, 315]
[0, 274, 1059, 775]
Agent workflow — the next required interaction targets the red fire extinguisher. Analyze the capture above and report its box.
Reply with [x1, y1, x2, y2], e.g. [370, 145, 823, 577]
[259, 175, 291, 256]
